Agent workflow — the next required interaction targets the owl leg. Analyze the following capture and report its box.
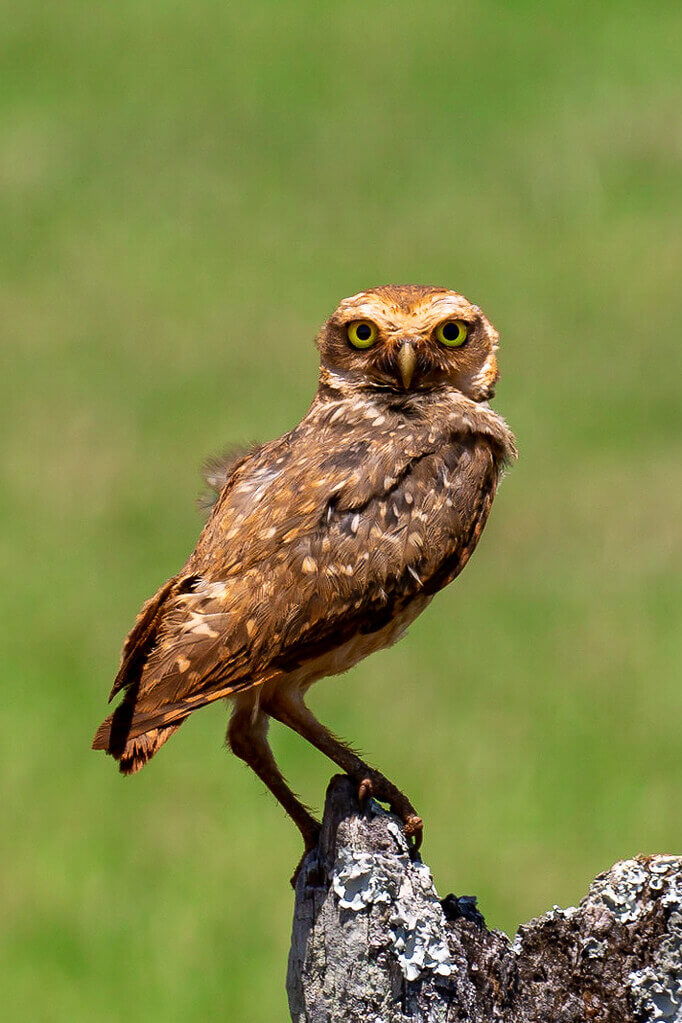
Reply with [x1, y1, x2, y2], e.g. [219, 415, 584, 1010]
[227, 701, 321, 857]
[262, 688, 423, 849]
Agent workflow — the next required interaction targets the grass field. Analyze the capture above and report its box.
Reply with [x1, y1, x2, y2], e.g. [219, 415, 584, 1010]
[1, 1, 681, 1020]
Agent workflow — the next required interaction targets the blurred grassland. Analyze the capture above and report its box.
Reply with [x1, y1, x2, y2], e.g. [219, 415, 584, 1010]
[1, 1, 681, 1020]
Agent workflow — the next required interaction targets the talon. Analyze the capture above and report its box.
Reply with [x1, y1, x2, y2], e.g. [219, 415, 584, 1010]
[358, 777, 373, 807]
[403, 814, 424, 850]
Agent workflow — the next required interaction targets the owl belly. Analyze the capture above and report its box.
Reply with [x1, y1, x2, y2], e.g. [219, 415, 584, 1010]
[285, 592, 432, 694]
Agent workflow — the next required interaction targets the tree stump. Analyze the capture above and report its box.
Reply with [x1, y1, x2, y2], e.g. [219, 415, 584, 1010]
[287, 775, 682, 1022]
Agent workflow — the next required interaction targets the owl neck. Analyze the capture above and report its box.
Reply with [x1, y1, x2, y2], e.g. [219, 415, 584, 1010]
[315, 368, 517, 464]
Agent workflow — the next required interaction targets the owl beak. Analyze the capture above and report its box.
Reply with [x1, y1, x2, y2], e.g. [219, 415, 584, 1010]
[397, 342, 417, 390]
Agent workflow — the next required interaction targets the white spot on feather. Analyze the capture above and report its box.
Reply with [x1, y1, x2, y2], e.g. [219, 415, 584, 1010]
[185, 612, 220, 638]
[407, 566, 422, 586]
[197, 581, 228, 599]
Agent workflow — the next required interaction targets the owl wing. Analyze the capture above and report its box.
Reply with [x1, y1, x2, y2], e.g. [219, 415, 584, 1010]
[96, 431, 499, 750]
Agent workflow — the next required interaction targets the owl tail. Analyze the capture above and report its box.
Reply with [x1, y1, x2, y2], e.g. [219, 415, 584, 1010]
[93, 572, 196, 774]
[92, 701, 187, 775]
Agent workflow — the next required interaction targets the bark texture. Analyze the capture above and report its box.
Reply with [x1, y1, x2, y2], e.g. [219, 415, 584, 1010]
[287, 775, 682, 1023]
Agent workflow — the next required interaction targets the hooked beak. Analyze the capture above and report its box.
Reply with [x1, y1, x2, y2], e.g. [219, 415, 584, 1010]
[397, 342, 417, 390]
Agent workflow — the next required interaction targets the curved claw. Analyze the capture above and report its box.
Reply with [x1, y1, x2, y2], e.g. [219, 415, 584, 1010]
[358, 777, 374, 808]
[357, 776, 423, 849]
[403, 813, 424, 851]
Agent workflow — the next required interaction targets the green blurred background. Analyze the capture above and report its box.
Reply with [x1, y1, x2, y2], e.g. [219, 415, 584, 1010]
[2, 1, 680, 1019]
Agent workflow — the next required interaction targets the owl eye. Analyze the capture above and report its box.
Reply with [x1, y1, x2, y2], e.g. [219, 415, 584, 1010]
[347, 320, 377, 349]
[436, 320, 469, 347]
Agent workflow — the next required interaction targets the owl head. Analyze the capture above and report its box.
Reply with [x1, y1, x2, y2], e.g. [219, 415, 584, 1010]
[316, 285, 500, 402]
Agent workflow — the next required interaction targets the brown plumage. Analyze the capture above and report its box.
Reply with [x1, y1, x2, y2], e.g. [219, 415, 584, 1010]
[93, 284, 516, 861]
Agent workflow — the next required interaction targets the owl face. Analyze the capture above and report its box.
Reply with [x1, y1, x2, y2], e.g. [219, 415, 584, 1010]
[317, 285, 500, 402]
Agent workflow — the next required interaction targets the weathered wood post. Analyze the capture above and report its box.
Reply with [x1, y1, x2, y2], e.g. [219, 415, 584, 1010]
[287, 775, 682, 1022]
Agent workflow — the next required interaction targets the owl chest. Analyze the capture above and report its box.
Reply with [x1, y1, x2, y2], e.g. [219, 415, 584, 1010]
[286, 593, 432, 693]
[363, 437, 488, 557]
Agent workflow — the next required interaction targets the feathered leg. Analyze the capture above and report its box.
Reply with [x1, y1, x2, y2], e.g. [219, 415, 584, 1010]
[227, 700, 321, 854]
[262, 688, 423, 848]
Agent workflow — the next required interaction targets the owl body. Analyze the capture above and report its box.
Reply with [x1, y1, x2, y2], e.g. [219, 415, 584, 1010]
[94, 285, 516, 854]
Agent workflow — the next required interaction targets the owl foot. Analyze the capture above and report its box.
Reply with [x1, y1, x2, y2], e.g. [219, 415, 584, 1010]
[403, 814, 424, 850]
[357, 776, 423, 850]
[357, 777, 373, 806]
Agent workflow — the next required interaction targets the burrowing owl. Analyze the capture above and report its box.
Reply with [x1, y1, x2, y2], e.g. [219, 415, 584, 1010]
[93, 285, 516, 861]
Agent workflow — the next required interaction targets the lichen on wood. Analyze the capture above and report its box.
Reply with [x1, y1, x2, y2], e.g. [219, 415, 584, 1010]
[287, 775, 682, 1023]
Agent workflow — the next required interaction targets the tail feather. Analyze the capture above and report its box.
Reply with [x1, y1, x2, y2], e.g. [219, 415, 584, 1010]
[94, 572, 197, 773]
[93, 683, 188, 777]
[92, 701, 186, 775]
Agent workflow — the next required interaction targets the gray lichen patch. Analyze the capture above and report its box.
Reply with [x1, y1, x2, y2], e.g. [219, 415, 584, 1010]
[627, 858, 682, 1023]
[591, 858, 651, 922]
[580, 935, 607, 959]
[388, 862, 454, 981]
[330, 800, 454, 981]
[331, 847, 394, 910]
[629, 960, 682, 1023]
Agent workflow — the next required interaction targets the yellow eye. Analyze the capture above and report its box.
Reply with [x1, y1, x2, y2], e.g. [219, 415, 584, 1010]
[436, 320, 469, 347]
[347, 320, 377, 349]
